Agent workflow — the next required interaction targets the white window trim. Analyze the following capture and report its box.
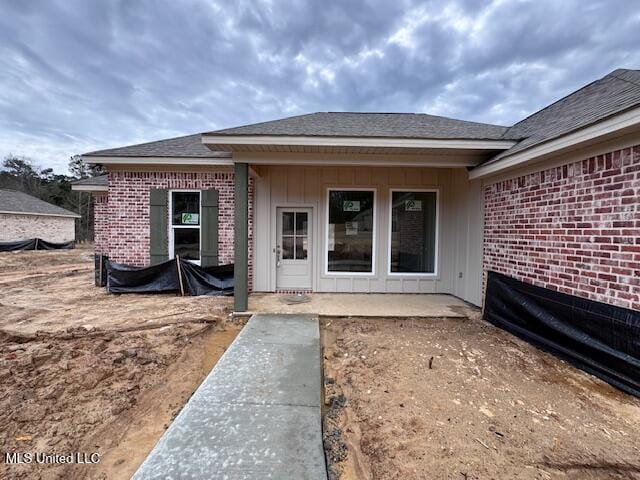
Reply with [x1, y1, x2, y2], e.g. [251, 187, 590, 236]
[168, 189, 202, 266]
[387, 188, 439, 277]
[324, 187, 377, 276]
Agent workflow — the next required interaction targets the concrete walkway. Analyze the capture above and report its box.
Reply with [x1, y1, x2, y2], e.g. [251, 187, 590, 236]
[133, 314, 327, 480]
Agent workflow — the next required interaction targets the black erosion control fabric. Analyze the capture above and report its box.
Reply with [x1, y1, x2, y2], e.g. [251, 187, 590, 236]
[0, 238, 75, 251]
[484, 271, 640, 397]
[105, 257, 233, 296]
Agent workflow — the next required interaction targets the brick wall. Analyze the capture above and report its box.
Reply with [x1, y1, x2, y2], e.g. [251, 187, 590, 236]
[484, 145, 640, 310]
[94, 193, 109, 255]
[0, 213, 76, 243]
[105, 172, 253, 286]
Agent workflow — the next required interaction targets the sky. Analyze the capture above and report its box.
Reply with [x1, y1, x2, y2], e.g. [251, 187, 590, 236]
[1, 0, 639, 174]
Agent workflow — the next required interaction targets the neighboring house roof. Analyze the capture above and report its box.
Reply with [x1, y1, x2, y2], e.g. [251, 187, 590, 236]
[0, 189, 80, 218]
[83, 133, 231, 158]
[209, 112, 509, 140]
[71, 175, 108, 186]
[490, 69, 640, 163]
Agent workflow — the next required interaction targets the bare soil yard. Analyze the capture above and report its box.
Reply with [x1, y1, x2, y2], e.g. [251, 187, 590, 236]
[0, 248, 237, 480]
[323, 317, 640, 480]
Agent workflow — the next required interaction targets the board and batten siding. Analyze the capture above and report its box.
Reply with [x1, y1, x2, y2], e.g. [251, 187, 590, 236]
[252, 165, 483, 305]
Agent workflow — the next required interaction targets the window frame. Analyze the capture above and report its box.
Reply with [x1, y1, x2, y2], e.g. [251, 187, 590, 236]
[168, 189, 202, 266]
[324, 187, 377, 276]
[387, 188, 439, 277]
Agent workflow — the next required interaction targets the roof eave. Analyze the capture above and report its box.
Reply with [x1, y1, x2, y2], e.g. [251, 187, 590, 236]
[201, 134, 516, 152]
[469, 105, 640, 180]
[0, 210, 81, 219]
[82, 155, 233, 166]
[71, 184, 108, 192]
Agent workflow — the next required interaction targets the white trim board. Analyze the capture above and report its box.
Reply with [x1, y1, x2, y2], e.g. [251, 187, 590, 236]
[203, 134, 516, 151]
[470, 105, 640, 180]
[83, 156, 233, 166]
[167, 190, 202, 266]
[233, 151, 483, 168]
[480, 130, 640, 186]
[324, 187, 377, 277]
[0, 210, 80, 219]
[387, 188, 440, 278]
[71, 185, 108, 192]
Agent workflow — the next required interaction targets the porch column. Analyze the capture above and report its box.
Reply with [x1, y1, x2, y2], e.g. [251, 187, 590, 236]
[234, 162, 249, 312]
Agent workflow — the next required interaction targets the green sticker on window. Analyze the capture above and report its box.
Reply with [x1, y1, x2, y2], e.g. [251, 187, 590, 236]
[181, 213, 199, 225]
[343, 200, 360, 212]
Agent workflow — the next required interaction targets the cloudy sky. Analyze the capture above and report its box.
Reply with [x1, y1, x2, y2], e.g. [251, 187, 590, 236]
[1, 0, 639, 173]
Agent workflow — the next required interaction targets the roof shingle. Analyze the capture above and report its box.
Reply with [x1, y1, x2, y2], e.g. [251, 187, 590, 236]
[71, 175, 108, 186]
[0, 189, 80, 217]
[83, 134, 231, 158]
[209, 112, 509, 140]
[490, 69, 640, 162]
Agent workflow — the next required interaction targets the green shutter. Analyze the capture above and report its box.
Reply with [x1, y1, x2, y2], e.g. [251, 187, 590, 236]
[149, 189, 168, 265]
[201, 188, 219, 267]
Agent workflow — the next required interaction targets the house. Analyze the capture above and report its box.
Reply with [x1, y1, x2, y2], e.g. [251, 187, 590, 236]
[73, 69, 640, 313]
[0, 189, 80, 243]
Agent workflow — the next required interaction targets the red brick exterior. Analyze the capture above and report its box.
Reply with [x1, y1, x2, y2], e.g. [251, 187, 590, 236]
[99, 171, 253, 286]
[484, 145, 640, 310]
[93, 193, 109, 255]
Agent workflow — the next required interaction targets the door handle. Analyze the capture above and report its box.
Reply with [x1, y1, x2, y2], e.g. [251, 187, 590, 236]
[275, 245, 281, 267]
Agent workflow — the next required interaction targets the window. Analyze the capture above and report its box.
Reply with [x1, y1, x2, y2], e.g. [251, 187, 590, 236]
[281, 211, 308, 260]
[327, 189, 375, 273]
[389, 190, 437, 274]
[170, 191, 200, 262]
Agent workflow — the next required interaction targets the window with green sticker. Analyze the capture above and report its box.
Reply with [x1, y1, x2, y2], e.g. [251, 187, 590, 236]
[170, 191, 201, 263]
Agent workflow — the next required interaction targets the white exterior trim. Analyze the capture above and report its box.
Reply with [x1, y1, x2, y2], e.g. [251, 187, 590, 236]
[387, 188, 440, 278]
[71, 185, 108, 192]
[470, 105, 640, 180]
[83, 156, 233, 166]
[0, 210, 80, 219]
[233, 151, 482, 167]
[168, 190, 202, 266]
[324, 187, 377, 277]
[203, 134, 516, 151]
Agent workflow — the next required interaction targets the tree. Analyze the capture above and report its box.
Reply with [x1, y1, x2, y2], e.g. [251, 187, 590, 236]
[0, 155, 46, 197]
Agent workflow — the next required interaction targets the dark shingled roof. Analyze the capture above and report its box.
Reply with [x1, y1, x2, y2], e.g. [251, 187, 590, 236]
[83, 134, 231, 158]
[209, 112, 510, 140]
[71, 175, 108, 186]
[490, 69, 640, 162]
[0, 189, 80, 217]
[80, 69, 640, 165]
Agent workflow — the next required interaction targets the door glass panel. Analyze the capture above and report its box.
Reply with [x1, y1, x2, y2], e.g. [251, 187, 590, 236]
[295, 237, 307, 260]
[282, 237, 294, 259]
[172, 192, 200, 225]
[390, 191, 437, 273]
[282, 212, 294, 236]
[295, 212, 308, 236]
[328, 190, 374, 272]
[174, 228, 200, 260]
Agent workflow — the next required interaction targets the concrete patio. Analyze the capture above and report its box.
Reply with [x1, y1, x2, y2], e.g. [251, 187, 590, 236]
[240, 293, 477, 319]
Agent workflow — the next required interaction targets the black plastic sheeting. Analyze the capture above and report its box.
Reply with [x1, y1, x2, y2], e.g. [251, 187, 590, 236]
[104, 257, 234, 296]
[484, 271, 640, 397]
[0, 238, 75, 251]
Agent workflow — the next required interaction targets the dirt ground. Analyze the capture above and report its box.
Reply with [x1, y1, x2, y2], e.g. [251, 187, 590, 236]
[322, 316, 640, 480]
[0, 247, 238, 479]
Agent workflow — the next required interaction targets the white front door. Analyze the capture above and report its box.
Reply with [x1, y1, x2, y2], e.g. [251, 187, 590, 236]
[276, 207, 312, 290]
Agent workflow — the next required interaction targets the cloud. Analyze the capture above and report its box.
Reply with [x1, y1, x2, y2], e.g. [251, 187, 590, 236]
[0, 0, 638, 172]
